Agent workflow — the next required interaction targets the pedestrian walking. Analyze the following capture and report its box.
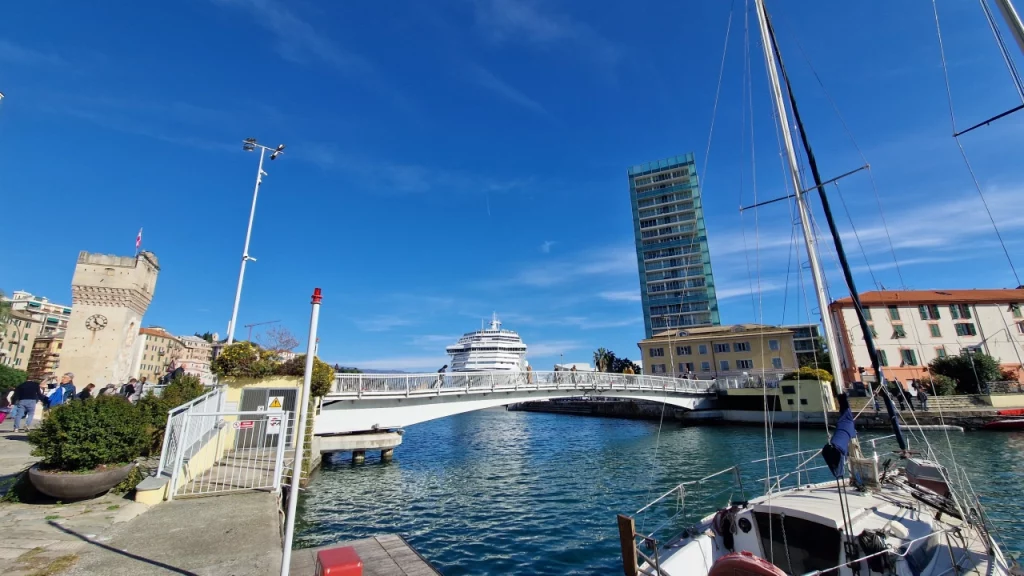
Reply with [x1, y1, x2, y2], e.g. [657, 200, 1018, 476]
[915, 383, 929, 411]
[434, 365, 448, 389]
[11, 380, 47, 432]
[120, 378, 137, 399]
[77, 384, 96, 401]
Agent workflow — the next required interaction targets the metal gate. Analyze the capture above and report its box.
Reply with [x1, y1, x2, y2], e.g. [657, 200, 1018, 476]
[238, 388, 298, 448]
[169, 410, 294, 499]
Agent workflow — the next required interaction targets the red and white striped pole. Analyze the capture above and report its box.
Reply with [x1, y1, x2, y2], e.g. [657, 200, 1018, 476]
[280, 288, 322, 576]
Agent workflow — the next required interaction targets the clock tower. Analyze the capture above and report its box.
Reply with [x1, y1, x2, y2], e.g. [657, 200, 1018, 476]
[60, 251, 160, 385]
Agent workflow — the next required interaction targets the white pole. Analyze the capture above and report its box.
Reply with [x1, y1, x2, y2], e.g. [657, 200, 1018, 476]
[994, 0, 1024, 56]
[753, 0, 846, 389]
[280, 288, 322, 576]
[227, 147, 267, 344]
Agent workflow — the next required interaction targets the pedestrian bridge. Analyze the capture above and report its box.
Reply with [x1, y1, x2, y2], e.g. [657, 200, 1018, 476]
[315, 371, 718, 435]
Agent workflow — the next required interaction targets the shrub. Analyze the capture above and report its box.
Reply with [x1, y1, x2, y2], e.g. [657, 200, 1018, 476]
[782, 366, 833, 382]
[161, 374, 206, 407]
[929, 352, 1001, 394]
[0, 364, 27, 398]
[135, 375, 208, 456]
[29, 395, 146, 472]
[276, 355, 336, 397]
[211, 341, 276, 378]
[922, 374, 957, 396]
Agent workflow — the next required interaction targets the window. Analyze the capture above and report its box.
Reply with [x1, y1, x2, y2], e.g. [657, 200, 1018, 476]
[1012, 303, 1022, 319]
[950, 304, 972, 320]
[676, 345, 692, 355]
[888, 306, 900, 320]
[900, 349, 918, 366]
[919, 305, 941, 320]
[734, 342, 751, 352]
[800, 398, 808, 405]
[737, 359, 754, 369]
[649, 347, 665, 357]
[679, 362, 695, 373]
[929, 324, 941, 338]
[651, 364, 667, 374]
[1018, 321, 1024, 335]
[714, 343, 730, 353]
[862, 307, 872, 321]
[935, 346, 947, 359]
[869, 326, 878, 339]
[878, 349, 889, 366]
[769, 339, 780, 351]
[892, 325, 907, 338]
[701, 361, 711, 372]
[772, 357, 783, 369]
[698, 344, 708, 355]
[719, 360, 730, 371]
[787, 399, 795, 405]
[955, 323, 978, 336]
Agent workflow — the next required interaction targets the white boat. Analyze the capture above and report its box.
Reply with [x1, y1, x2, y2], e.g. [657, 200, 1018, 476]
[446, 314, 528, 372]
[616, 1, 1020, 574]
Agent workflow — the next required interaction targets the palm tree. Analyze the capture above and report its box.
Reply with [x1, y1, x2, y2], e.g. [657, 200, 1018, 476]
[593, 348, 612, 372]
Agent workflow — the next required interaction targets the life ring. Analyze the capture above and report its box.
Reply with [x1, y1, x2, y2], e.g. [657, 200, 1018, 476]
[708, 551, 788, 576]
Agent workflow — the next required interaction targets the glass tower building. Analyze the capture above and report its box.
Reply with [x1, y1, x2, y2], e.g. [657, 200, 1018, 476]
[628, 153, 720, 338]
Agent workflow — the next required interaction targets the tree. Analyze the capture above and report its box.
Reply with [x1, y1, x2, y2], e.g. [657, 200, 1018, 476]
[276, 355, 336, 397]
[0, 365, 27, 397]
[333, 364, 361, 374]
[798, 336, 833, 377]
[593, 348, 612, 372]
[929, 351, 1001, 394]
[610, 355, 642, 374]
[922, 373, 957, 396]
[211, 342, 276, 378]
[257, 326, 299, 354]
[194, 331, 215, 343]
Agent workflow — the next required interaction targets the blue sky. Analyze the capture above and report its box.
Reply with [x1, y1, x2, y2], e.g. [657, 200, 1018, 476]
[2, 0, 1022, 372]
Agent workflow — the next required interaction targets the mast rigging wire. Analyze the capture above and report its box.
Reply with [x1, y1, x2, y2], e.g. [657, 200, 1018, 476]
[931, 0, 1022, 286]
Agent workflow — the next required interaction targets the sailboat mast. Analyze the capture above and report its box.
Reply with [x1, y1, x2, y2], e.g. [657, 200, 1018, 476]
[994, 0, 1024, 56]
[752, 0, 846, 390]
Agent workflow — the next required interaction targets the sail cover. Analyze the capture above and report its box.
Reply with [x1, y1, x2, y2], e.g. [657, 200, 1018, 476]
[822, 392, 856, 478]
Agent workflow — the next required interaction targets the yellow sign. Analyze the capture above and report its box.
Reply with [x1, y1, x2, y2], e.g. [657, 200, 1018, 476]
[268, 396, 283, 410]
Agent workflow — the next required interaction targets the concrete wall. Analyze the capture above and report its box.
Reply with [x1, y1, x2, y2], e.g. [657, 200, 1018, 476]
[984, 394, 1024, 408]
[221, 375, 303, 410]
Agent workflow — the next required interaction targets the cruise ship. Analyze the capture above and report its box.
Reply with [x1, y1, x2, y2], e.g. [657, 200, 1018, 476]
[446, 314, 528, 372]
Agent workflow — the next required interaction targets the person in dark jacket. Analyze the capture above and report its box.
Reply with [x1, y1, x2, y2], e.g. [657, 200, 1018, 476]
[77, 384, 96, 401]
[11, 380, 47, 431]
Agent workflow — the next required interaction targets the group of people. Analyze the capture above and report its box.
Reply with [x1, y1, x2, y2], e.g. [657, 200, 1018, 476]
[872, 379, 929, 412]
[0, 373, 150, 432]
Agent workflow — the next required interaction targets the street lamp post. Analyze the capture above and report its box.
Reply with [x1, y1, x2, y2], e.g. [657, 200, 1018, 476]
[226, 138, 286, 345]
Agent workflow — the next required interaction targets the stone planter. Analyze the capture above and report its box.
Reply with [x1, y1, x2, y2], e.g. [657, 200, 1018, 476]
[29, 463, 135, 501]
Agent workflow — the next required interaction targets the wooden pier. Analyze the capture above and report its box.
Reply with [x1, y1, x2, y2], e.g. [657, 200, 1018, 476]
[290, 534, 441, 575]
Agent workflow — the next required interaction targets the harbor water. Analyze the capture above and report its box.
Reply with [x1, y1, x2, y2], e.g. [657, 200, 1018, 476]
[295, 408, 1024, 575]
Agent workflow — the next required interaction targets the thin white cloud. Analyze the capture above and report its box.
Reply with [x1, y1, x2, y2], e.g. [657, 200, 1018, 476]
[410, 334, 460, 348]
[336, 356, 449, 372]
[714, 280, 787, 301]
[598, 290, 640, 302]
[473, 0, 621, 66]
[528, 340, 584, 357]
[0, 40, 64, 66]
[468, 65, 546, 114]
[354, 315, 416, 332]
[507, 245, 637, 287]
[540, 240, 555, 253]
[502, 312, 640, 330]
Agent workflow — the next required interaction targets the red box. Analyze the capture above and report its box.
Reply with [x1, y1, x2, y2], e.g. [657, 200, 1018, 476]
[315, 546, 363, 576]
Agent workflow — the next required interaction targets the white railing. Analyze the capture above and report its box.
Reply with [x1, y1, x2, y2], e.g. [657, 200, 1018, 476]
[157, 386, 225, 477]
[170, 410, 293, 499]
[329, 371, 716, 398]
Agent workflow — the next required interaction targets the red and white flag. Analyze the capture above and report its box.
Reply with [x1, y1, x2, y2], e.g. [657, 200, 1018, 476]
[135, 228, 143, 252]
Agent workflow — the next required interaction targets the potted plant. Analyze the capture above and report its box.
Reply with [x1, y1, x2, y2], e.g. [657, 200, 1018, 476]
[27, 395, 147, 500]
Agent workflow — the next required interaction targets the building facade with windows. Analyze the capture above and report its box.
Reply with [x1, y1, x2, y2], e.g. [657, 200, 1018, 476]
[130, 326, 183, 384]
[1, 311, 39, 369]
[2, 290, 72, 337]
[784, 323, 822, 365]
[27, 333, 64, 383]
[628, 153, 720, 338]
[829, 289, 1024, 385]
[178, 335, 214, 384]
[637, 324, 798, 379]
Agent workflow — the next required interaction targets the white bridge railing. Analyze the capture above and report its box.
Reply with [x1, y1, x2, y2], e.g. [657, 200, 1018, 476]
[329, 371, 717, 398]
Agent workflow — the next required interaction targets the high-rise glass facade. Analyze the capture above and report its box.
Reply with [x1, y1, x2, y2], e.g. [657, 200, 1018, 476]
[628, 153, 720, 338]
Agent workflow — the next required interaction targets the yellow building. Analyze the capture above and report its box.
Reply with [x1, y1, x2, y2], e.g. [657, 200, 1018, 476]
[133, 326, 183, 383]
[637, 324, 799, 379]
[1, 311, 38, 370]
[27, 333, 64, 382]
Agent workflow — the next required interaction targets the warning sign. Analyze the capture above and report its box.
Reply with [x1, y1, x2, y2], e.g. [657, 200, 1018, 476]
[233, 420, 255, 430]
[268, 396, 284, 412]
[267, 415, 282, 435]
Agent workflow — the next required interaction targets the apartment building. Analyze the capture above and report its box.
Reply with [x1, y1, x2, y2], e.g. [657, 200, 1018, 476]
[27, 333, 64, 382]
[829, 289, 1024, 384]
[637, 324, 798, 379]
[2, 290, 72, 337]
[1, 311, 38, 369]
[178, 335, 214, 384]
[131, 326, 184, 383]
[628, 153, 720, 338]
[784, 323, 822, 364]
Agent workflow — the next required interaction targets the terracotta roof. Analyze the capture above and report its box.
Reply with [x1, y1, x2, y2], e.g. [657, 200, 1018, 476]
[831, 288, 1024, 307]
[139, 327, 175, 338]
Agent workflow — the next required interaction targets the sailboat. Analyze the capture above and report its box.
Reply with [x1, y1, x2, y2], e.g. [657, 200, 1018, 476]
[615, 1, 1020, 574]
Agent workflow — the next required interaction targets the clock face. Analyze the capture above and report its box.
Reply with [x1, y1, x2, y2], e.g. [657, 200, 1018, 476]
[85, 314, 108, 331]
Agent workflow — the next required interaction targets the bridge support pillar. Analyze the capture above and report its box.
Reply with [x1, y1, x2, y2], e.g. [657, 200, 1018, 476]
[352, 450, 366, 464]
[381, 448, 394, 462]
